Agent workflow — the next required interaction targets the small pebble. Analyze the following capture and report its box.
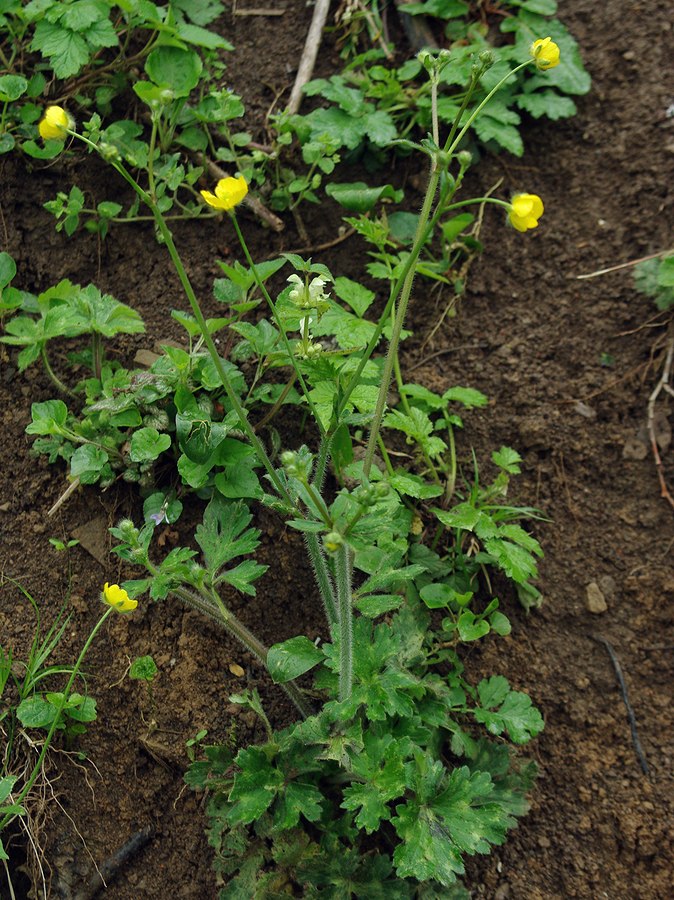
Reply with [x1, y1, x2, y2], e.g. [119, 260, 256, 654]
[586, 581, 608, 614]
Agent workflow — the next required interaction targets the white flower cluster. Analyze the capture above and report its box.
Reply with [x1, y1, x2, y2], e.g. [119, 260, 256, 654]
[287, 274, 330, 310]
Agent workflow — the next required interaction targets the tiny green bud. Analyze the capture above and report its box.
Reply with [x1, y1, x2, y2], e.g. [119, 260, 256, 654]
[479, 50, 495, 69]
[98, 142, 121, 163]
[323, 531, 343, 553]
[373, 481, 390, 498]
[417, 49, 435, 72]
[280, 450, 297, 468]
[160, 88, 175, 103]
[435, 149, 453, 172]
[457, 149, 473, 169]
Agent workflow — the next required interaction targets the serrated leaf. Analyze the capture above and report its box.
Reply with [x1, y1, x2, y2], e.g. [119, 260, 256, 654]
[442, 386, 488, 409]
[473, 689, 544, 744]
[267, 636, 324, 684]
[492, 445, 522, 473]
[195, 496, 261, 577]
[354, 594, 403, 617]
[516, 90, 576, 120]
[273, 781, 323, 829]
[32, 21, 90, 78]
[333, 276, 376, 316]
[433, 503, 480, 531]
[484, 537, 539, 584]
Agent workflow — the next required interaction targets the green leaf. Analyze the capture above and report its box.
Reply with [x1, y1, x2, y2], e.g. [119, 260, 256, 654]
[69, 444, 109, 483]
[17, 695, 57, 728]
[325, 181, 403, 212]
[129, 427, 171, 462]
[473, 105, 523, 156]
[354, 594, 403, 617]
[457, 610, 490, 642]
[267, 636, 324, 684]
[516, 90, 576, 120]
[477, 675, 510, 709]
[31, 21, 90, 79]
[145, 45, 202, 97]
[484, 537, 539, 584]
[389, 472, 443, 500]
[657, 256, 674, 288]
[0, 74, 28, 102]
[489, 610, 512, 636]
[441, 213, 474, 244]
[26, 399, 69, 435]
[442, 386, 488, 409]
[176, 22, 233, 49]
[195, 496, 261, 576]
[228, 747, 283, 825]
[129, 655, 158, 681]
[333, 276, 375, 316]
[474, 686, 544, 744]
[0, 252, 16, 290]
[273, 781, 324, 829]
[492, 446, 522, 474]
[433, 503, 480, 531]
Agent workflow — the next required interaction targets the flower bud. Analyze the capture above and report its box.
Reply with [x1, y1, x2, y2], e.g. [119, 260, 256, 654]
[457, 150, 473, 169]
[98, 142, 122, 163]
[479, 50, 495, 69]
[323, 531, 343, 553]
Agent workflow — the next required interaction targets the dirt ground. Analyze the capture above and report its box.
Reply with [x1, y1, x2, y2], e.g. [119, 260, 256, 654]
[1, 0, 673, 897]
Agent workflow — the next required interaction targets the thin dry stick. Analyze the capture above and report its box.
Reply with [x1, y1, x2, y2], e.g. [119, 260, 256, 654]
[197, 155, 284, 232]
[576, 249, 673, 280]
[287, 0, 331, 115]
[647, 335, 674, 510]
[47, 476, 80, 517]
[591, 635, 650, 777]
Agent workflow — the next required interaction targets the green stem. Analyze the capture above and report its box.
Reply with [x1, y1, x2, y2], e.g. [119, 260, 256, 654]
[167, 583, 312, 719]
[229, 214, 326, 436]
[363, 162, 441, 478]
[305, 534, 338, 630]
[91, 332, 102, 381]
[335, 545, 354, 701]
[41, 347, 75, 398]
[0, 607, 115, 832]
[445, 61, 530, 156]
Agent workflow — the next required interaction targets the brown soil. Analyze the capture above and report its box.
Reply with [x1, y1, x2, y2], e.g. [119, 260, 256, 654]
[1, 1, 673, 898]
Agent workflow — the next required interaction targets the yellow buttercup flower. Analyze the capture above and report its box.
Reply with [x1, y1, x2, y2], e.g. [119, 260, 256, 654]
[508, 194, 544, 232]
[38, 106, 73, 141]
[530, 37, 561, 71]
[103, 582, 138, 613]
[200, 175, 248, 211]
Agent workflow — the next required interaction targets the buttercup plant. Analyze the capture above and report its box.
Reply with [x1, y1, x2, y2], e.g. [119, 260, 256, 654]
[25, 37, 560, 892]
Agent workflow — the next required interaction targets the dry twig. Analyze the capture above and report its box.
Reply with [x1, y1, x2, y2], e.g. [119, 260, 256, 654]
[591, 635, 650, 777]
[287, 0, 331, 115]
[647, 334, 674, 510]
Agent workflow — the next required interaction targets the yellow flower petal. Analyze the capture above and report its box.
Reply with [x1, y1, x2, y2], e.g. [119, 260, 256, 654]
[508, 193, 544, 233]
[103, 582, 138, 613]
[200, 175, 248, 211]
[38, 106, 72, 141]
[530, 37, 561, 71]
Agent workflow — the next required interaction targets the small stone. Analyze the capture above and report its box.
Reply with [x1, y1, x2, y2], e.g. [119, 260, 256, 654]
[586, 581, 608, 614]
[229, 663, 245, 677]
[622, 435, 648, 460]
[573, 400, 596, 420]
[537, 835, 552, 849]
[494, 885, 511, 900]
[134, 348, 162, 368]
